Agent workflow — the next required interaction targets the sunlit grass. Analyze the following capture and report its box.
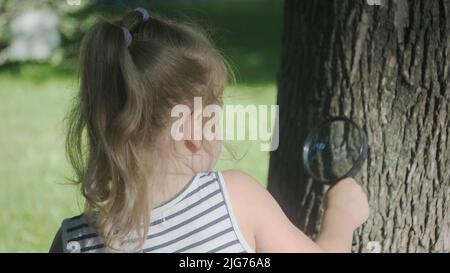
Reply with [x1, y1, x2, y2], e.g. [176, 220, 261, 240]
[0, 71, 80, 252]
[216, 84, 277, 185]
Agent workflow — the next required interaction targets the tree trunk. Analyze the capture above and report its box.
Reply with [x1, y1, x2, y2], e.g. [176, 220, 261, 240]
[268, 0, 450, 253]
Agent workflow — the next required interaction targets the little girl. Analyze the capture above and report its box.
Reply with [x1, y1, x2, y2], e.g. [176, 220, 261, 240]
[49, 8, 369, 253]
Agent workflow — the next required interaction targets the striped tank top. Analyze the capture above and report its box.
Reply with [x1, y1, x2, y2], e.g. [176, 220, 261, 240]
[60, 171, 254, 253]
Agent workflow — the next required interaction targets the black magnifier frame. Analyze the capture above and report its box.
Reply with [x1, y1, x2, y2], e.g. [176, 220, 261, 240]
[302, 116, 368, 185]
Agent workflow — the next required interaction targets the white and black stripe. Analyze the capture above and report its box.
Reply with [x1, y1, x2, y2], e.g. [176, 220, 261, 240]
[60, 171, 254, 253]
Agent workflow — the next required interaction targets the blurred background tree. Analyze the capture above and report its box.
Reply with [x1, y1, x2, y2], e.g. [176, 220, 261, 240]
[0, 0, 283, 84]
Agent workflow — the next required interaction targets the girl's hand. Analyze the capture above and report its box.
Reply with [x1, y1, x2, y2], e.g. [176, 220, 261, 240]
[323, 178, 370, 230]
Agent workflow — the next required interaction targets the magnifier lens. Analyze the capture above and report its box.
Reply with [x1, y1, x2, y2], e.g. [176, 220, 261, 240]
[305, 119, 366, 183]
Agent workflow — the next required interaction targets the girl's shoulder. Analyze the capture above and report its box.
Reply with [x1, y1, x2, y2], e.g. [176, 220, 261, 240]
[198, 170, 266, 200]
[220, 169, 268, 201]
[218, 169, 272, 251]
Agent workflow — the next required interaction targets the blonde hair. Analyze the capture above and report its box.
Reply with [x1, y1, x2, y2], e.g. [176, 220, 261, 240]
[65, 10, 230, 250]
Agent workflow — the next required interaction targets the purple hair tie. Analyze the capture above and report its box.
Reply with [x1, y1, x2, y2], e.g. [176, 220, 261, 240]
[121, 27, 133, 47]
[121, 8, 150, 47]
[134, 7, 150, 21]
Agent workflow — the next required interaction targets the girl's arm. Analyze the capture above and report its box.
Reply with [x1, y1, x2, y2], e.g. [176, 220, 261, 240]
[222, 170, 369, 253]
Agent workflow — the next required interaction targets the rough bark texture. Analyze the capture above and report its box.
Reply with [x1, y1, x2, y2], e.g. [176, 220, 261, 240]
[268, 0, 450, 252]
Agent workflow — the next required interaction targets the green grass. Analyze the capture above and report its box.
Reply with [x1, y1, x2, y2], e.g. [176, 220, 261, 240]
[0, 64, 276, 252]
[215, 85, 277, 184]
[0, 68, 80, 252]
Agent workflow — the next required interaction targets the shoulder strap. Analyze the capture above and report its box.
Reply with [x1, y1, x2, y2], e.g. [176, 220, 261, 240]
[214, 171, 255, 253]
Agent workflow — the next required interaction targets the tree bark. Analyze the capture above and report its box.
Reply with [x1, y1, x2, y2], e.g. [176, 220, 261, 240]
[268, 0, 450, 252]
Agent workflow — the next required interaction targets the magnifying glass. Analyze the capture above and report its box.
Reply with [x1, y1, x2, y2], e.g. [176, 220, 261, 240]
[302, 117, 368, 185]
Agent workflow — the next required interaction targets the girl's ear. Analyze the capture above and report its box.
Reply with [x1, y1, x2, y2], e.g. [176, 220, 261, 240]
[184, 139, 202, 153]
[179, 107, 203, 140]
[183, 108, 203, 153]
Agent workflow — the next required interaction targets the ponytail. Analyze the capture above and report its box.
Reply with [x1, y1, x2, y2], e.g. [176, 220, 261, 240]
[67, 10, 153, 250]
